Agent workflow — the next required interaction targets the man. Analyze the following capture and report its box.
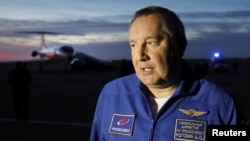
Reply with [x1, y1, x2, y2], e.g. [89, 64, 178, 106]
[90, 6, 244, 140]
[8, 61, 32, 121]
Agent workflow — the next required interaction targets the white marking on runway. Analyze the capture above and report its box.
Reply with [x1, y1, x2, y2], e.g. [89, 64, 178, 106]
[0, 118, 92, 127]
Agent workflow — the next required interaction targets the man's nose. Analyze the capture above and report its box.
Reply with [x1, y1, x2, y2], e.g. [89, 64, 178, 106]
[136, 44, 148, 61]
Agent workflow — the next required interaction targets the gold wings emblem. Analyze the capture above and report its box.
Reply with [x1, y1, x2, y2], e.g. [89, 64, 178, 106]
[179, 108, 208, 117]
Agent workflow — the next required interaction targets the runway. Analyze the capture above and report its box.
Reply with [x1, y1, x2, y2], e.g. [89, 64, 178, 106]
[0, 62, 119, 141]
[0, 59, 250, 140]
[0, 118, 91, 141]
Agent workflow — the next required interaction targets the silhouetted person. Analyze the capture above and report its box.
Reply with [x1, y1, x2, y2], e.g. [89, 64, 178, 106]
[7, 61, 32, 122]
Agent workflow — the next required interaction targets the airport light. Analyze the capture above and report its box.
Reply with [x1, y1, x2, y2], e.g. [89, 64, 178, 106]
[214, 52, 220, 58]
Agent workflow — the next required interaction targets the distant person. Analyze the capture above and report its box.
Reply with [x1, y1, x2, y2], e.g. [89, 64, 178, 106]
[7, 61, 32, 122]
[90, 6, 245, 140]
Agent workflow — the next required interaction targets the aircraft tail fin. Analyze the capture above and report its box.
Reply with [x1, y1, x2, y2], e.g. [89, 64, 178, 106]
[15, 31, 62, 49]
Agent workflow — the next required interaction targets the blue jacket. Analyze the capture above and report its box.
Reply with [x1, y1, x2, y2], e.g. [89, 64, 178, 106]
[90, 63, 242, 141]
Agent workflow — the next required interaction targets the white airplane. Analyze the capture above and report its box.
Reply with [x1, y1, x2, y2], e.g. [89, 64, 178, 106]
[15, 31, 113, 72]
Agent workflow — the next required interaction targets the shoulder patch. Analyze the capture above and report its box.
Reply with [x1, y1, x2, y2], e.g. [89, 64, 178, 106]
[109, 113, 135, 136]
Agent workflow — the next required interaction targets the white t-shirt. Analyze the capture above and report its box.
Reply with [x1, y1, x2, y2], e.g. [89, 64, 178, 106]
[150, 95, 171, 117]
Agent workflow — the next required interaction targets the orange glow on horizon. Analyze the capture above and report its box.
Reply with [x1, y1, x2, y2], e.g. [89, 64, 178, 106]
[0, 52, 34, 62]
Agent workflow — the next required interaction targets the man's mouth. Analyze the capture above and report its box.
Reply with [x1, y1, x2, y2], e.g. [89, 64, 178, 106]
[141, 67, 153, 74]
[143, 68, 153, 71]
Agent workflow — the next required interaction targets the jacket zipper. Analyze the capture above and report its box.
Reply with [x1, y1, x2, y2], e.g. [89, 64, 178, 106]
[148, 119, 154, 141]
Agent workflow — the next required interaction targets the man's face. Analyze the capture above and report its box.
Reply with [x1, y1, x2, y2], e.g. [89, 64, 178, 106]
[129, 14, 170, 87]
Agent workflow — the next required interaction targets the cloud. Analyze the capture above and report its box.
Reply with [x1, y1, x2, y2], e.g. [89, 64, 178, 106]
[0, 17, 129, 47]
[0, 9, 250, 60]
[74, 41, 131, 60]
[179, 10, 250, 19]
[180, 10, 250, 58]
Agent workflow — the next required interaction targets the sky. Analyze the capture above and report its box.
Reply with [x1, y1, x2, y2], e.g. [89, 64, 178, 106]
[0, 0, 250, 62]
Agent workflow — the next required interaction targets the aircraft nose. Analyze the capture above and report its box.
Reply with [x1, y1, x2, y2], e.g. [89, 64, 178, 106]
[61, 46, 74, 53]
[60, 46, 74, 56]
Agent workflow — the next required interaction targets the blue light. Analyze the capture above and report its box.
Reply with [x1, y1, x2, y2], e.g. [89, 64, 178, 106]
[214, 52, 220, 58]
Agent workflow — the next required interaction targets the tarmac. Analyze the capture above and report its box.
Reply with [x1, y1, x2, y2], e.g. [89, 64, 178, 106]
[0, 59, 250, 141]
[0, 62, 119, 141]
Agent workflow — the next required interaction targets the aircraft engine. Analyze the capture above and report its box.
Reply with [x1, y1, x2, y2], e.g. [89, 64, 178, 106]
[31, 51, 38, 57]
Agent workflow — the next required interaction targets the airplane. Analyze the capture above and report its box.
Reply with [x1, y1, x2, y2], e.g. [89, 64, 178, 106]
[15, 31, 113, 72]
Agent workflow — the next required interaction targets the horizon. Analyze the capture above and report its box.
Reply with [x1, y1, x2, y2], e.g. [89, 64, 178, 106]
[0, 0, 250, 61]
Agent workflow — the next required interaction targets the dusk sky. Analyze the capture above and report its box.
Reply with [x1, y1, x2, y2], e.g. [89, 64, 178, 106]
[0, 0, 250, 62]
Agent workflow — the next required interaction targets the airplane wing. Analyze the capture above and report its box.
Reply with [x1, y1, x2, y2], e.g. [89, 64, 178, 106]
[70, 52, 113, 72]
